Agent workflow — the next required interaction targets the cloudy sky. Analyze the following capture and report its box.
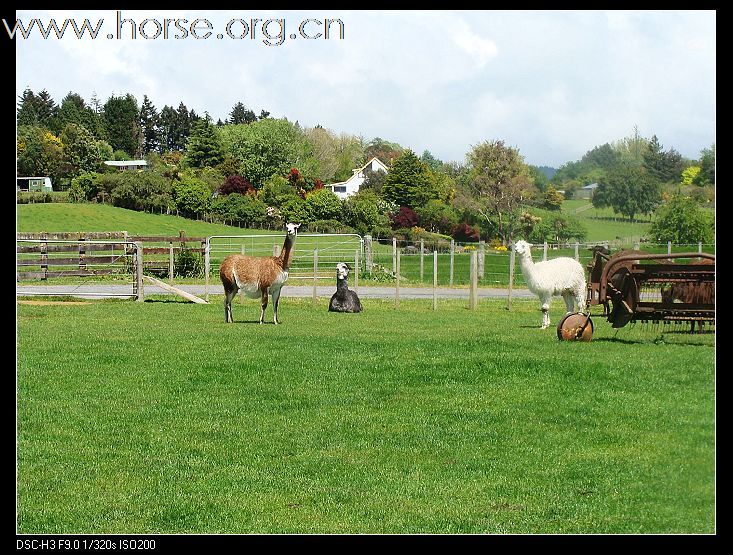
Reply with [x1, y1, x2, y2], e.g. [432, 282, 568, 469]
[14, 9, 716, 168]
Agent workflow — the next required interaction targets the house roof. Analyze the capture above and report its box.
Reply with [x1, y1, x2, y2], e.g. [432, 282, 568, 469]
[359, 156, 388, 173]
[104, 160, 148, 166]
[582, 183, 599, 189]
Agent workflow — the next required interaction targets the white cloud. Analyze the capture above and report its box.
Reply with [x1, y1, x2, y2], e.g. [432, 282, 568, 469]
[15, 9, 715, 167]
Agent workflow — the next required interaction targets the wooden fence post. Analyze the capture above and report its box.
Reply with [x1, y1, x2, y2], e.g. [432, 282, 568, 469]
[449, 239, 455, 287]
[507, 248, 515, 310]
[478, 240, 485, 279]
[469, 251, 478, 310]
[420, 239, 424, 283]
[392, 237, 397, 274]
[433, 250, 438, 310]
[169, 242, 174, 284]
[204, 239, 210, 302]
[364, 235, 373, 273]
[543, 241, 548, 261]
[135, 242, 144, 302]
[313, 248, 318, 306]
[574, 242, 579, 261]
[395, 248, 401, 308]
[667, 241, 672, 255]
[354, 249, 359, 293]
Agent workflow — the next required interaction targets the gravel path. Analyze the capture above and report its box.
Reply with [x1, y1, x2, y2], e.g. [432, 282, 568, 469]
[17, 283, 535, 301]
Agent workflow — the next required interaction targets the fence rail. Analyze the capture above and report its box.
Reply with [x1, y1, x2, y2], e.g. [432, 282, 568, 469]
[16, 239, 143, 300]
[17, 231, 715, 311]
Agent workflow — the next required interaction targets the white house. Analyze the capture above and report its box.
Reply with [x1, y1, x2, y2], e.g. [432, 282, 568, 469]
[17, 176, 53, 192]
[324, 157, 389, 200]
[104, 160, 148, 171]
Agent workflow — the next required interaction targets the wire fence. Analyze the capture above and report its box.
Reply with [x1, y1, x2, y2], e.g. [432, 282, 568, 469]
[368, 237, 715, 289]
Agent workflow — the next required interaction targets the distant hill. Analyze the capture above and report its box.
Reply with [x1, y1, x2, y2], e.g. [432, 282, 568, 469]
[537, 166, 557, 180]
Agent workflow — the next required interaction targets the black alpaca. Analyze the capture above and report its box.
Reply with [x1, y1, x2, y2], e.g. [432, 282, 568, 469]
[328, 262, 362, 313]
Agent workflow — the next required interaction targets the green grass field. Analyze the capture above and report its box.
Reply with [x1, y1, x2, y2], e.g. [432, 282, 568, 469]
[16, 297, 715, 534]
[562, 200, 652, 243]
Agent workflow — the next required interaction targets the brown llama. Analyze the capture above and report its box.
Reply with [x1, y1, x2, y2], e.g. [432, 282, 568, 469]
[219, 223, 300, 324]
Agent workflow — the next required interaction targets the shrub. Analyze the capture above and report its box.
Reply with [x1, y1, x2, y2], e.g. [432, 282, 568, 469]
[174, 246, 204, 278]
[451, 222, 481, 242]
[219, 175, 255, 195]
[390, 206, 419, 229]
[304, 189, 343, 222]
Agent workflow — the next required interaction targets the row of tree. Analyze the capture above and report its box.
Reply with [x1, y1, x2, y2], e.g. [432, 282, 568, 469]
[17, 87, 715, 245]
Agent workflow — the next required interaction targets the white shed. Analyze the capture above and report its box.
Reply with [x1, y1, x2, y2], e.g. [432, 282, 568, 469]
[17, 176, 53, 192]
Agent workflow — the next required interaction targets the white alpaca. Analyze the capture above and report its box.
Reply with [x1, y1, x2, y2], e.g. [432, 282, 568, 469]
[512, 240, 587, 329]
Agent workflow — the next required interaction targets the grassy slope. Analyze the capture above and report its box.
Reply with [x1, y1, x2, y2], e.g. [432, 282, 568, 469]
[18, 201, 656, 244]
[16, 203, 273, 237]
[17, 297, 715, 534]
[562, 200, 652, 243]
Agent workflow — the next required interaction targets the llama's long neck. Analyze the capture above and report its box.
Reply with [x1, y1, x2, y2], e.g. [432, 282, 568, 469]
[336, 275, 350, 296]
[517, 251, 537, 283]
[279, 234, 297, 270]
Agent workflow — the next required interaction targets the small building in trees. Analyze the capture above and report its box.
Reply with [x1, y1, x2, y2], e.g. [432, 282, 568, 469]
[17, 176, 53, 192]
[103, 160, 149, 172]
[574, 182, 598, 200]
[324, 157, 388, 200]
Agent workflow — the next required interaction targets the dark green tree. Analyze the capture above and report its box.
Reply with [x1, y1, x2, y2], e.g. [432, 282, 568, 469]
[593, 165, 661, 221]
[229, 102, 257, 124]
[103, 93, 140, 156]
[643, 135, 684, 183]
[17, 88, 39, 126]
[183, 117, 225, 168]
[139, 95, 161, 155]
[175, 102, 192, 150]
[158, 105, 179, 152]
[35, 89, 60, 131]
[381, 149, 435, 208]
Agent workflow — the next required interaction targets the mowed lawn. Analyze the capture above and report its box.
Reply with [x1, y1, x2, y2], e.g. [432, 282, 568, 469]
[16, 297, 715, 534]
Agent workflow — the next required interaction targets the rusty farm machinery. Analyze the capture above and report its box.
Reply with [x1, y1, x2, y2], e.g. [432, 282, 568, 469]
[557, 247, 715, 340]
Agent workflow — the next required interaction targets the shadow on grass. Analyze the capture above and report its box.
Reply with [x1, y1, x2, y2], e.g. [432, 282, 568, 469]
[227, 320, 279, 325]
[592, 335, 714, 347]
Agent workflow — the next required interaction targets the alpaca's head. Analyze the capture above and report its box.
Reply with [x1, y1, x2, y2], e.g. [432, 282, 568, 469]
[336, 262, 350, 280]
[285, 222, 301, 236]
[512, 240, 532, 257]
